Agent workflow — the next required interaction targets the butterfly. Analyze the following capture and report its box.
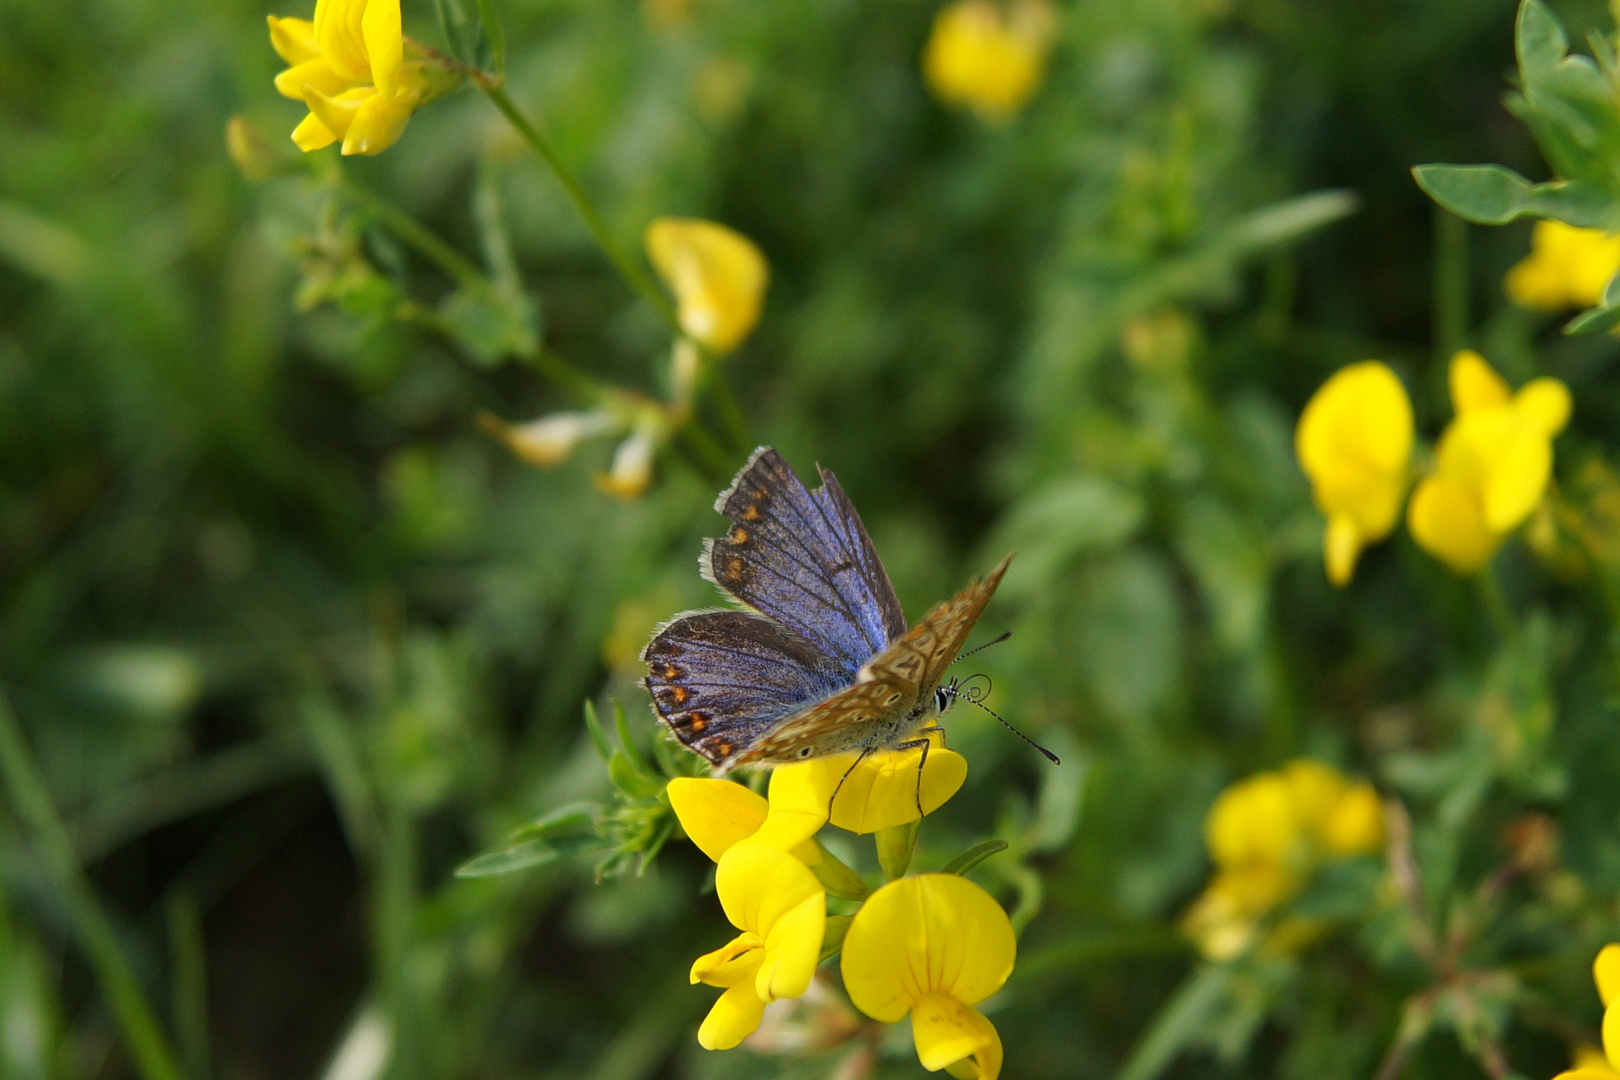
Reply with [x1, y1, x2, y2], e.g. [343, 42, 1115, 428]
[642, 446, 1014, 774]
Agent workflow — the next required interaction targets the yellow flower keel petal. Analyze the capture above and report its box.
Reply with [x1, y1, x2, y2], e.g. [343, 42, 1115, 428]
[667, 777, 768, 862]
[697, 980, 768, 1050]
[912, 993, 998, 1074]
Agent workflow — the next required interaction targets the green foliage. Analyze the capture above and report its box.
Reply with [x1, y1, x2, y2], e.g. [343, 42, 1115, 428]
[6, 0, 1620, 1077]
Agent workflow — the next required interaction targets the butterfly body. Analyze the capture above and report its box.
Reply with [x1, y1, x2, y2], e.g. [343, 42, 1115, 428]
[643, 446, 1011, 773]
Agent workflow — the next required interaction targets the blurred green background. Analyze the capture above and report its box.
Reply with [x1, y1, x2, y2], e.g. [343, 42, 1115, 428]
[6, 0, 1620, 1077]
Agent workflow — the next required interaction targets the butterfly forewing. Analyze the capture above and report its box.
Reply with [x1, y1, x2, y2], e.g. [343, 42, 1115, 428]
[704, 448, 907, 676]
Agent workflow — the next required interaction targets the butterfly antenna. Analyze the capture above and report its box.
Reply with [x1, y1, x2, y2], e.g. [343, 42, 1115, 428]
[952, 631, 1012, 666]
[940, 686, 1060, 765]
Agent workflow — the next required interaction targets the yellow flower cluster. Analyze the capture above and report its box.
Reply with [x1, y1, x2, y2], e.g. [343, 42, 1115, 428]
[268, 0, 452, 156]
[1552, 945, 1620, 1080]
[1182, 760, 1383, 961]
[1506, 221, 1620, 312]
[1296, 352, 1570, 583]
[922, 0, 1057, 122]
[668, 739, 1013, 1078]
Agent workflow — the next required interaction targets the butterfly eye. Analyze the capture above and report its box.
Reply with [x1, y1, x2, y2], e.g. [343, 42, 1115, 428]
[797, 746, 814, 759]
[934, 687, 951, 713]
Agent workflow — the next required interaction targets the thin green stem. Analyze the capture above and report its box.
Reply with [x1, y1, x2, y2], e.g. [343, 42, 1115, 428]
[341, 175, 486, 289]
[0, 690, 185, 1080]
[1478, 564, 1516, 641]
[677, 421, 733, 481]
[475, 80, 681, 335]
[705, 372, 753, 453]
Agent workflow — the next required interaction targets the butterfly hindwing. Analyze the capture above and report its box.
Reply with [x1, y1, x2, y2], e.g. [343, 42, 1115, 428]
[642, 609, 847, 766]
[704, 448, 907, 676]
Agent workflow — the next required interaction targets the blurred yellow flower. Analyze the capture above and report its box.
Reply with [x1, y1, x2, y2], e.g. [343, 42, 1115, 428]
[1183, 759, 1383, 961]
[594, 424, 663, 499]
[922, 0, 1056, 123]
[1408, 350, 1571, 575]
[841, 874, 1015, 1080]
[645, 217, 768, 356]
[268, 0, 442, 156]
[1553, 946, 1620, 1080]
[479, 409, 618, 469]
[690, 843, 826, 1050]
[1506, 221, 1620, 311]
[1295, 361, 1415, 586]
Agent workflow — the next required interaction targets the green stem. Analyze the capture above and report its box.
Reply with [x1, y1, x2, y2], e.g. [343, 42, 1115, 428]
[476, 81, 681, 335]
[341, 175, 486, 289]
[0, 690, 185, 1080]
[676, 421, 734, 481]
[705, 372, 753, 453]
[1478, 564, 1516, 640]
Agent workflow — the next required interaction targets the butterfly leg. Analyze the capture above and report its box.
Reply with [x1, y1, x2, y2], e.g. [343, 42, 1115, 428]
[915, 723, 947, 749]
[890, 735, 935, 818]
[826, 747, 875, 822]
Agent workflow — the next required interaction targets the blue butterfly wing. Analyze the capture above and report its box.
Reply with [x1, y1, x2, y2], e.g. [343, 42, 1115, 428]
[643, 609, 848, 766]
[702, 447, 907, 677]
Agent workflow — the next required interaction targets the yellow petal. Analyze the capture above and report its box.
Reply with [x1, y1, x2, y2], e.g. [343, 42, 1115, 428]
[922, 0, 1054, 122]
[1449, 350, 1511, 415]
[341, 89, 415, 155]
[314, 0, 372, 81]
[826, 736, 968, 835]
[1482, 426, 1550, 534]
[1323, 782, 1385, 857]
[912, 992, 1000, 1078]
[667, 777, 768, 863]
[301, 85, 371, 142]
[1517, 377, 1572, 437]
[361, 0, 403, 97]
[593, 427, 658, 499]
[1572, 1045, 1612, 1072]
[1550, 1072, 1620, 1080]
[290, 110, 338, 152]
[690, 932, 762, 988]
[1281, 760, 1349, 834]
[697, 980, 767, 1050]
[716, 841, 822, 965]
[1606, 1001, 1620, 1073]
[1324, 513, 1363, 587]
[755, 891, 826, 1002]
[1595, 944, 1620, 1007]
[267, 16, 321, 65]
[750, 763, 834, 850]
[1407, 474, 1498, 575]
[274, 58, 353, 101]
[644, 217, 768, 354]
[1295, 361, 1413, 542]
[841, 873, 1016, 1023]
[1206, 772, 1297, 868]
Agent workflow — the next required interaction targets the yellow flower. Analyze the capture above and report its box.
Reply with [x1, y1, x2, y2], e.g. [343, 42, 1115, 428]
[922, 0, 1056, 123]
[788, 730, 969, 836]
[645, 218, 768, 355]
[268, 0, 443, 156]
[1554, 946, 1620, 1080]
[1408, 350, 1571, 575]
[1295, 361, 1414, 586]
[689, 843, 826, 1050]
[1506, 221, 1620, 311]
[594, 423, 664, 500]
[1184, 759, 1383, 960]
[841, 874, 1016, 1080]
[667, 770, 827, 864]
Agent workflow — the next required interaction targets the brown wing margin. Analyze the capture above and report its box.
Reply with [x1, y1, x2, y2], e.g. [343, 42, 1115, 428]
[859, 553, 1013, 693]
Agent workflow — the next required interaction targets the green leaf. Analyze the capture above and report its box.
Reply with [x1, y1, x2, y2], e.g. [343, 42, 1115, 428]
[941, 839, 1009, 876]
[1516, 0, 1568, 81]
[474, 0, 506, 77]
[511, 803, 600, 844]
[1114, 964, 1235, 1080]
[1562, 301, 1620, 335]
[1411, 165, 1615, 227]
[808, 841, 870, 901]
[454, 839, 557, 878]
[583, 701, 614, 763]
